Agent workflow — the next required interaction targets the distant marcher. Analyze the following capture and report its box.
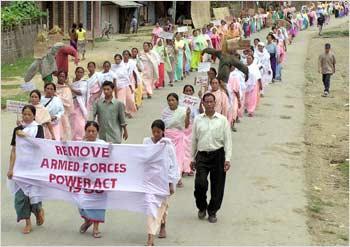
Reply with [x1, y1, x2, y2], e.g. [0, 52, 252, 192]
[70, 23, 78, 51]
[76, 23, 87, 60]
[318, 43, 336, 97]
[131, 16, 138, 33]
[190, 93, 232, 223]
[317, 13, 325, 35]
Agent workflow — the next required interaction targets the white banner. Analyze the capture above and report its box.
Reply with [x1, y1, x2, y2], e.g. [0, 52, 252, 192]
[179, 94, 200, 113]
[6, 100, 27, 113]
[11, 137, 171, 217]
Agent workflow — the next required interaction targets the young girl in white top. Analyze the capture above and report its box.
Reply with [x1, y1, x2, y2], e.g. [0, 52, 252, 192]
[143, 119, 180, 246]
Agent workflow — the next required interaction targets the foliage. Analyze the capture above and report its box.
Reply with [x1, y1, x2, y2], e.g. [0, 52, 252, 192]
[1, 1, 47, 29]
[1, 57, 34, 78]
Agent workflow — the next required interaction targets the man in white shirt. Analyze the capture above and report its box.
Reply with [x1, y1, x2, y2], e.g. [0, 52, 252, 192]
[190, 92, 232, 223]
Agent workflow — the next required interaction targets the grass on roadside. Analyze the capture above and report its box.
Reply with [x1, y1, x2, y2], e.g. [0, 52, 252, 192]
[1, 84, 21, 90]
[321, 30, 349, 38]
[308, 196, 335, 214]
[94, 37, 110, 43]
[1, 57, 34, 79]
[1, 93, 29, 109]
[337, 161, 349, 182]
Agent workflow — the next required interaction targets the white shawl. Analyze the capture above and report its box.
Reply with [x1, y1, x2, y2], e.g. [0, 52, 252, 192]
[71, 79, 89, 119]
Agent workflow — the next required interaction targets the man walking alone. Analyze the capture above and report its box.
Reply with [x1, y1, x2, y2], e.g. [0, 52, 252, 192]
[318, 43, 336, 97]
[190, 93, 232, 223]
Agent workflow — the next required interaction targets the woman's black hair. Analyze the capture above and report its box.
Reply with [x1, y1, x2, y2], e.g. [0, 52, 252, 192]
[22, 104, 36, 116]
[183, 84, 195, 93]
[44, 82, 56, 91]
[151, 119, 165, 137]
[167, 93, 179, 102]
[132, 47, 139, 52]
[267, 33, 276, 40]
[103, 61, 111, 67]
[85, 121, 99, 132]
[209, 67, 217, 75]
[75, 66, 85, 73]
[143, 42, 150, 46]
[71, 23, 77, 33]
[102, 80, 115, 89]
[151, 119, 165, 132]
[57, 70, 67, 78]
[87, 61, 96, 67]
[78, 23, 83, 32]
[30, 89, 41, 100]
[122, 50, 131, 56]
[254, 38, 260, 43]
[114, 54, 122, 60]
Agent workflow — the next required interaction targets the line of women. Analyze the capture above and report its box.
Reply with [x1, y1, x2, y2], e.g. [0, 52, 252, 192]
[8, 104, 179, 246]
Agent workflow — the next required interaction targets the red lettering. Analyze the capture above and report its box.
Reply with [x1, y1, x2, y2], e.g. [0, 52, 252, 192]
[84, 188, 94, 194]
[76, 176, 83, 188]
[94, 178, 102, 189]
[58, 159, 67, 170]
[83, 178, 91, 189]
[110, 178, 117, 188]
[65, 176, 77, 187]
[102, 147, 109, 158]
[56, 175, 64, 184]
[55, 146, 63, 155]
[90, 163, 98, 172]
[51, 159, 58, 169]
[67, 146, 79, 156]
[82, 162, 89, 172]
[80, 146, 90, 157]
[91, 146, 100, 157]
[99, 163, 107, 173]
[74, 162, 79, 171]
[61, 146, 68, 156]
[103, 179, 110, 189]
[41, 158, 49, 168]
[108, 163, 117, 172]
[49, 173, 56, 182]
[120, 164, 127, 173]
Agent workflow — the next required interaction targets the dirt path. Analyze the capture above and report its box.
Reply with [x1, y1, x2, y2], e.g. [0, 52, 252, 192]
[1, 18, 348, 245]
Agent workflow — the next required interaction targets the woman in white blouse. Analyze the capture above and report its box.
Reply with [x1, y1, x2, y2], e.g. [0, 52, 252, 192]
[40, 82, 64, 140]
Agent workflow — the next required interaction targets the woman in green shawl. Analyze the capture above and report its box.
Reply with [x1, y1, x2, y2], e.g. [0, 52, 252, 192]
[190, 29, 207, 71]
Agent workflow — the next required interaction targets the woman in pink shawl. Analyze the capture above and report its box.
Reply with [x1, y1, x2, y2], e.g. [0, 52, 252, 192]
[68, 67, 89, 141]
[139, 42, 159, 98]
[161, 93, 190, 188]
[151, 22, 163, 46]
[56, 71, 73, 141]
[210, 27, 221, 62]
[86, 61, 102, 112]
[245, 54, 262, 117]
[227, 66, 242, 132]
[181, 85, 200, 177]
[207, 78, 230, 120]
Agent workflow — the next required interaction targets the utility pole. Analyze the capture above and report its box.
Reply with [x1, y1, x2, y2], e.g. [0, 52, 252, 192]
[91, 1, 95, 48]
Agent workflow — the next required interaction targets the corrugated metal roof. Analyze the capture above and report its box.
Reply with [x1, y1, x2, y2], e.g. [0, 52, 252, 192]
[110, 1, 142, 8]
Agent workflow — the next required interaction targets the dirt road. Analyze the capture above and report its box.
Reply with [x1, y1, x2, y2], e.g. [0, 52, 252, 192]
[1, 17, 348, 245]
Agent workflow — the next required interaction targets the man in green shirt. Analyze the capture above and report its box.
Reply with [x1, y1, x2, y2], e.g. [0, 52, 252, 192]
[92, 81, 128, 143]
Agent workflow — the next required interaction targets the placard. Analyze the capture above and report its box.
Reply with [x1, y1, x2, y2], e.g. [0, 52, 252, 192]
[177, 26, 188, 33]
[198, 62, 211, 73]
[179, 94, 200, 113]
[195, 76, 209, 86]
[158, 31, 174, 40]
[183, 19, 192, 25]
[210, 20, 221, 26]
[6, 100, 27, 113]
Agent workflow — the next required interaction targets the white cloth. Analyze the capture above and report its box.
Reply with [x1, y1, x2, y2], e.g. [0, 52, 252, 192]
[111, 63, 131, 88]
[143, 137, 180, 186]
[71, 79, 89, 119]
[229, 69, 246, 100]
[98, 70, 118, 86]
[40, 96, 64, 122]
[254, 48, 272, 85]
[87, 72, 101, 90]
[246, 63, 261, 92]
[161, 106, 187, 130]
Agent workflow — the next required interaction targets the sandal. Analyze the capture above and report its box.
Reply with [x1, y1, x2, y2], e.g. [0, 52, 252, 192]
[176, 181, 184, 188]
[92, 231, 102, 238]
[36, 208, 45, 226]
[79, 221, 92, 233]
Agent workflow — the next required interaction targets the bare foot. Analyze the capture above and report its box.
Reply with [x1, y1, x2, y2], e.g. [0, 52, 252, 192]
[158, 224, 166, 238]
[36, 208, 45, 226]
[147, 234, 155, 246]
[22, 224, 32, 234]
